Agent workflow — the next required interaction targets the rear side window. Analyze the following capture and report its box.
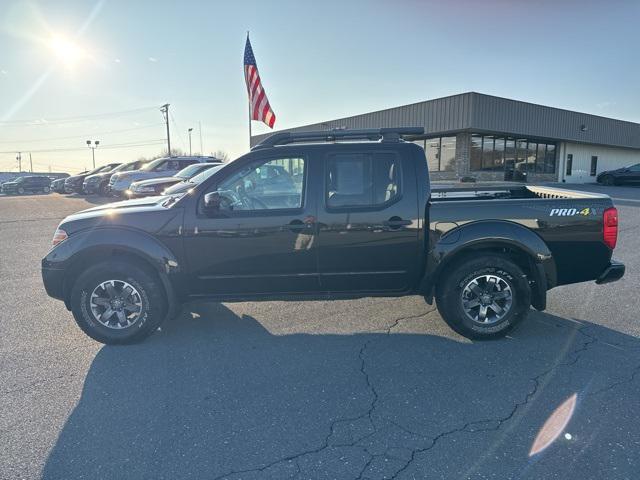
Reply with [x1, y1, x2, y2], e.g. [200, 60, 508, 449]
[326, 152, 401, 209]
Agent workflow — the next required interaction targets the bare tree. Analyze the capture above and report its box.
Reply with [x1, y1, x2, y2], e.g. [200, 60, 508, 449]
[211, 150, 229, 162]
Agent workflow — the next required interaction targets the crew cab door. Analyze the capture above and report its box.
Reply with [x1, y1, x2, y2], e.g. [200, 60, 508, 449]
[316, 145, 421, 293]
[183, 151, 319, 296]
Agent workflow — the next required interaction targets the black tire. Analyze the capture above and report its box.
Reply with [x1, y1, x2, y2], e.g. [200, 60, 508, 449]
[17, 187, 25, 195]
[98, 182, 108, 196]
[70, 261, 167, 344]
[43, 186, 50, 193]
[602, 175, 615, 186]
[435, 255, 531, 340]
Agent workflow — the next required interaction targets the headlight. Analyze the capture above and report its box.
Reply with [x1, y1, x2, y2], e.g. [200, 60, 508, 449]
[52, 228, 68, 246]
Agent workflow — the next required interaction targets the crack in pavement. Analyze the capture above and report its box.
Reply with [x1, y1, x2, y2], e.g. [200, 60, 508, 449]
[210, 314, 637, 480]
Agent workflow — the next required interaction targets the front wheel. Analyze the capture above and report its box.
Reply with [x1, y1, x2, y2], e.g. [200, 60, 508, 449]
[602, 175, 615, 186]
[17, 187, 25, 195]
[43, 186, 50, 193]
[70, 261, 168, 344]
[435, 255, 531, 340]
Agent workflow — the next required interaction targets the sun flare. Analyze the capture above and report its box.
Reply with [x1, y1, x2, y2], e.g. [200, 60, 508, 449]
[47, 35, 85, 67]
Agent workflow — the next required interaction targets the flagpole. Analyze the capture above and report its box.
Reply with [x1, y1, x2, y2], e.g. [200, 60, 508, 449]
[246, 30, 252, 148]
[248, 99, 252, 148]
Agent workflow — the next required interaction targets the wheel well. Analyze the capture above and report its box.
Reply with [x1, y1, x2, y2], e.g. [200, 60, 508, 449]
[63, 248, 165, 308]
[433, 242, 546, 310]
[437, 243, 537, 286]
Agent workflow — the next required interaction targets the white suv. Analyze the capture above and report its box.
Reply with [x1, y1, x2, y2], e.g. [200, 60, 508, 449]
[108, 156, 219, 196]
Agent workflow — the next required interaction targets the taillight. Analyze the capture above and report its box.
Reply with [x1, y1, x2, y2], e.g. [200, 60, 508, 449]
[52, 228, 68, 246]
[603, 207, 618, 249]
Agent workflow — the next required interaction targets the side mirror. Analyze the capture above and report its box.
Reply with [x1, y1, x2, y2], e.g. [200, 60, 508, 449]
[203, 192, 222, 215]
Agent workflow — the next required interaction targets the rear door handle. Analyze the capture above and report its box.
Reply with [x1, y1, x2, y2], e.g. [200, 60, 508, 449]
[382, 217, 412, 230]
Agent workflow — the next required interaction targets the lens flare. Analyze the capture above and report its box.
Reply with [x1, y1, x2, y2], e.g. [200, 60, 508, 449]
[529, 393, 577, 456]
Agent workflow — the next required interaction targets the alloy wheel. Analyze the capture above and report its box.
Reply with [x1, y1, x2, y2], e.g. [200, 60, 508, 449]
[89, 279, 143, 329]
[461, 274, 513, 325]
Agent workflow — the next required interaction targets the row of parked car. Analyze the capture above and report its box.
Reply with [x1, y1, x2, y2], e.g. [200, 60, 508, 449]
[50, 155, 223, 198]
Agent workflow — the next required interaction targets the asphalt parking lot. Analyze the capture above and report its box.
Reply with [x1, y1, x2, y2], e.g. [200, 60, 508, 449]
[1, 186, 639, 480]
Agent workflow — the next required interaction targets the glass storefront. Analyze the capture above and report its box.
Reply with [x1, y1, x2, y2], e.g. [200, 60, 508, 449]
[416, 133, 556, 178]
[471, 134, 556, 176]
[413, 136, 457, 171]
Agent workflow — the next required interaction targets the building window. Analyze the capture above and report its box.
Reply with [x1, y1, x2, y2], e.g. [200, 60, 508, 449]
[425, 137, 440, 172]
[470, 135, 483, 171]
[470, 134, 556, 175]
[545, 145, 556, 173]
[590, 156, 598, 176]
[566, 153, 573, 176]
[440, 136, 457, 171]
[418, 136, 457, 172]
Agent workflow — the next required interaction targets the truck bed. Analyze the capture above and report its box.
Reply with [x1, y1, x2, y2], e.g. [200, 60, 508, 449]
[430, 183, 609, 202]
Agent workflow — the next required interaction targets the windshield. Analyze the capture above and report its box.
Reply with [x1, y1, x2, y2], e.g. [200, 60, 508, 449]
[175, 163, 215, 179]
[163, 164, 225, 195]
[141, 158, 166, 171]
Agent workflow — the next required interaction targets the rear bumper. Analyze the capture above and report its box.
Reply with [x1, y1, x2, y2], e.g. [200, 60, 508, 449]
[596, 260, 625, 285]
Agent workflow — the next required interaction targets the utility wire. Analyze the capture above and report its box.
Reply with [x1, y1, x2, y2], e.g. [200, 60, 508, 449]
[169, 112, 188, 151]
[0, 139, 166, 155]
[0, 106, 160, 126]
[0, 123, 165, 145]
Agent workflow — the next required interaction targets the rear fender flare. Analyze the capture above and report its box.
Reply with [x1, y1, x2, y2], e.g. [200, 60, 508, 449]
[423, 220, 556, 309]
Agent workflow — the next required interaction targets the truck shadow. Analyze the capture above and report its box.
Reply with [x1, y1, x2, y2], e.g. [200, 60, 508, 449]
[42, 303, 640, 479]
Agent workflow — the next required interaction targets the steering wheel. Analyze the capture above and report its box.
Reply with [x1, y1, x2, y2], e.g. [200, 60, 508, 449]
[248, 195, 268, 209]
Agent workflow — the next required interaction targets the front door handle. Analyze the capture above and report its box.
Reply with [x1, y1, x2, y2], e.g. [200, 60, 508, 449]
[382, 217, 412, 230]
[286, 217, 316, 232]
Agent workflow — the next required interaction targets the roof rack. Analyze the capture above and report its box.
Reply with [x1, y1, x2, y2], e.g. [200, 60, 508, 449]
[252, 127, 425, 150]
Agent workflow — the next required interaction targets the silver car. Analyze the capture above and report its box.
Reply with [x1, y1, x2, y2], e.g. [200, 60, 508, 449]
[108, 156, 219, 196]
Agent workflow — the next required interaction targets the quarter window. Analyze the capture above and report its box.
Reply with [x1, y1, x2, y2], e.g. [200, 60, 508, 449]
[326, 152, 401, 208]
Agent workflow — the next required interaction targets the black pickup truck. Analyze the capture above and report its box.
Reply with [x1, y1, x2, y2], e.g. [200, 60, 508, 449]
[42, 128, 624, 344]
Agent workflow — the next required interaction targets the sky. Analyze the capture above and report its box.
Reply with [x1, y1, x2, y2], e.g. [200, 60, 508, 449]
[0, 0, 639, 173]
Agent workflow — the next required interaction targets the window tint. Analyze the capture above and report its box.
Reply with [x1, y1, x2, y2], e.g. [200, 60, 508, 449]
[326, 152, 401, 208]
[207, 157, 305, 212]
[628, 163, 640, 172]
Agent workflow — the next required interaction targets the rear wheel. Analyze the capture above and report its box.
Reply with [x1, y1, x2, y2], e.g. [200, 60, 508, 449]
[70, 261, 168, 344]
[435, 255, 531, 339]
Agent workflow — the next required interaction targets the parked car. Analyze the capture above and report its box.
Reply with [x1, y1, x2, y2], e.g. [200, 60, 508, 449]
[2, 175, 52, 195]
[597, 163, 640, 185]
[65, 164, 120, 194]
[126, 162, 220, 198]
[42, 127, 624, 345]
[108, 156, 221, 197]
[51, 177, 67, 193]
[83, 160, 150, 195]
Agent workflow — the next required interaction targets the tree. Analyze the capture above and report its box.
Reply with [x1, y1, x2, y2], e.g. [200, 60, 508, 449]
[211, 150, 229, 162]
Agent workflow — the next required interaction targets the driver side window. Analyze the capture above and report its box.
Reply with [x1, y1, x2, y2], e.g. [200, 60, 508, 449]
[208, 157, 305, 212]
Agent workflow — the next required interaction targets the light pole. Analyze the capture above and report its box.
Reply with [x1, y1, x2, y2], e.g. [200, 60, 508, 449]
[188, 128, 193, 156]
[86, 140, 99, 169]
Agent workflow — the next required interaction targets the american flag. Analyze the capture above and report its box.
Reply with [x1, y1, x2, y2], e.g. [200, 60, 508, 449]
[244, 36, 276, 129]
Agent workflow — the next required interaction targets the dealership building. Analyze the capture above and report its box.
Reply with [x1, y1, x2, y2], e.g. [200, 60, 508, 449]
[251, 92, 640, 184]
